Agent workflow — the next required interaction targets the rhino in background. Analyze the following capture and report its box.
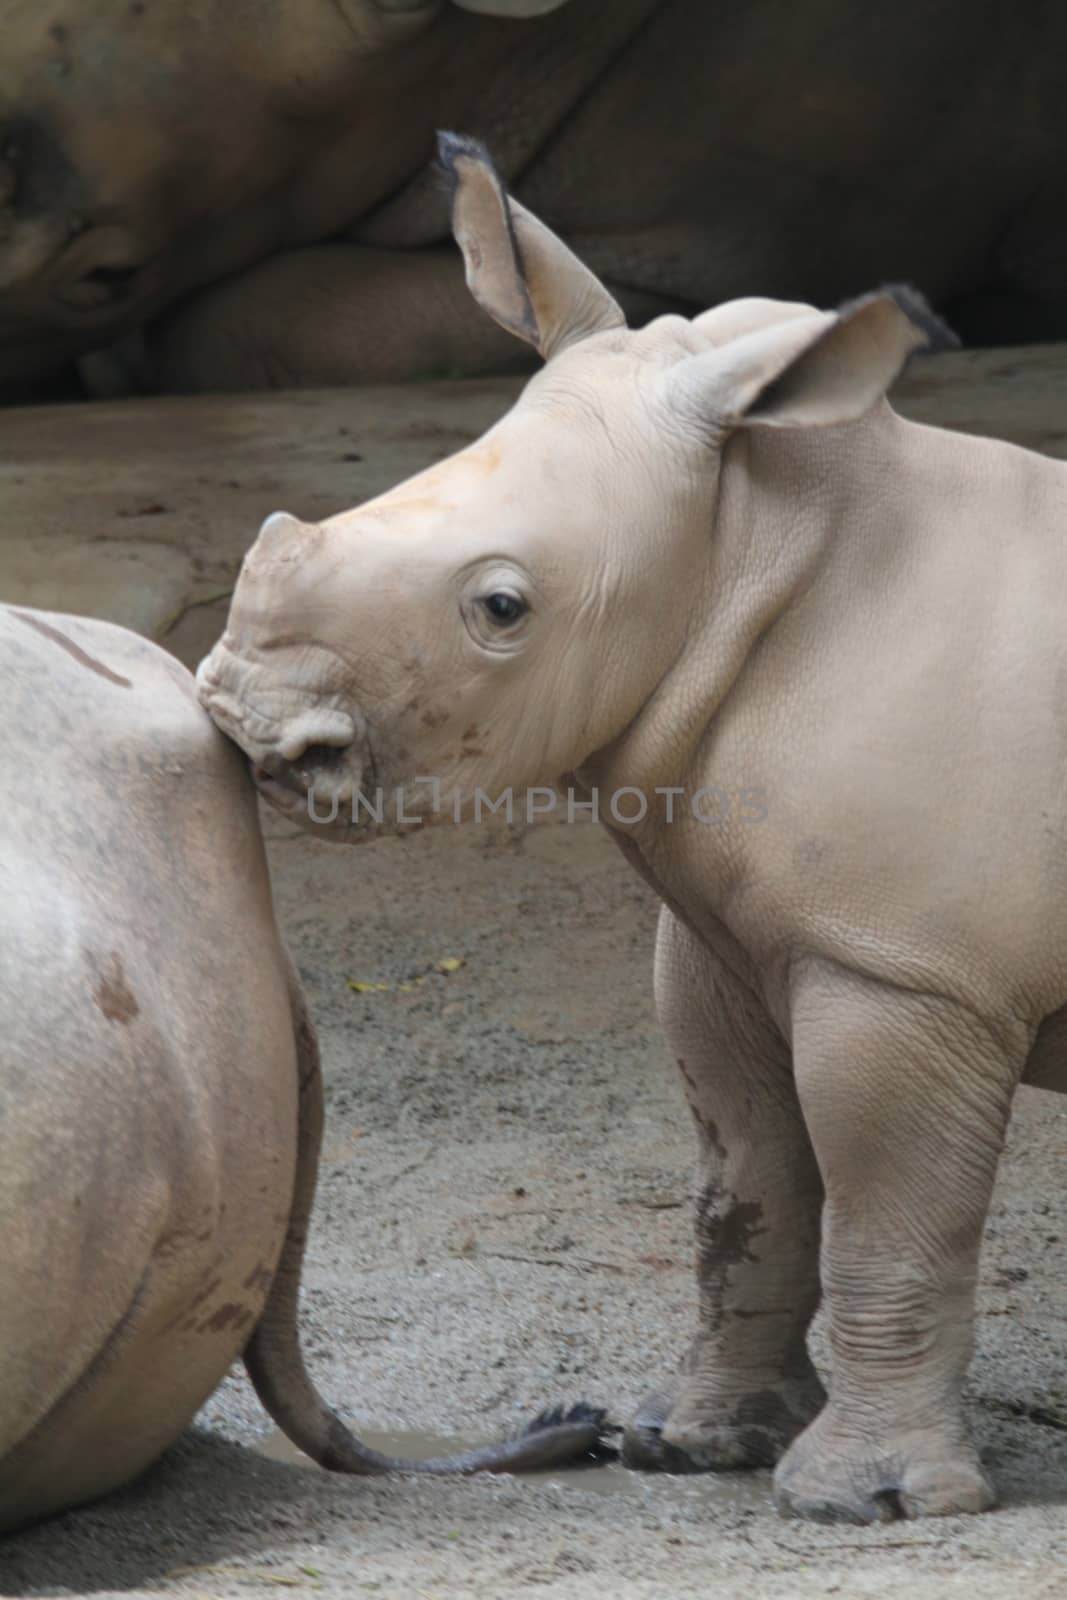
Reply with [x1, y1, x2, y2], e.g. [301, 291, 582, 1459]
[4, 0, 1067, 402]
[0, 602, 603, 1536]
[199, 134, 1067, 1524]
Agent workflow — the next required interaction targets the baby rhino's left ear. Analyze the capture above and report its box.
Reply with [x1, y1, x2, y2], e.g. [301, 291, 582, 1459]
[438, 130, 624, 361]
[669, 286, 959, 434]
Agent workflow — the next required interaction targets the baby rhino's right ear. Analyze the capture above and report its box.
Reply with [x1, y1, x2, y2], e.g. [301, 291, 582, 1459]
[667, 285, 958, 436]
[437, 131, 625, 362]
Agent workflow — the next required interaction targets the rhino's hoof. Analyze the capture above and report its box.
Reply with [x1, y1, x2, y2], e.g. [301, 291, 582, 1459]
[622, 1377, 823, 1472]
[773, 1410, 996, 1523]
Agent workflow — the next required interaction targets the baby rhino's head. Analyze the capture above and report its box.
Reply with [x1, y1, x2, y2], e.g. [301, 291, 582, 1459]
[198, 135, 949, 839]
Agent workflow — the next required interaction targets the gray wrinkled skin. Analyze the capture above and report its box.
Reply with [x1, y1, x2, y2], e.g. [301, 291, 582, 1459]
[5, 0, 1067, 400]
[0, 606, 300, 1533]
[0, 604, 602, 1537]
[198, 140, 1067, 1525]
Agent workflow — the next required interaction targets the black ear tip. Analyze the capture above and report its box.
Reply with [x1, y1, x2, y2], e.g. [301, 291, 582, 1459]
[435, 130, 495, 185]
[878, 283, 962, 353]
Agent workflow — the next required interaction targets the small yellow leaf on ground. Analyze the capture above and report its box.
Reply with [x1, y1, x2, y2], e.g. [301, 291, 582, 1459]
[436, 956, 465, 974]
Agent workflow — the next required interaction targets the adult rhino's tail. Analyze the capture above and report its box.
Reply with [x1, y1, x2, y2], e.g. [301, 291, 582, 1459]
[244, 950, 612, 1476]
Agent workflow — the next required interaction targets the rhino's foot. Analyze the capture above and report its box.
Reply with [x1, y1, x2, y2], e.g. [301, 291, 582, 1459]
[621, 1370, 826, 1473]
[773, 1408, 995, 1523]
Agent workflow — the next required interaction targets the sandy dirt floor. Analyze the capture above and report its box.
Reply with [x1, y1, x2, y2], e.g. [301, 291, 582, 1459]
[1, 355, 1065, 1598]
[1, 814, 1064, 1599]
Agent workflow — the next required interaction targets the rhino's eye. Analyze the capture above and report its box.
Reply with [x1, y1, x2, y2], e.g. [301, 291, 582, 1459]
[481, 591, 528, 626]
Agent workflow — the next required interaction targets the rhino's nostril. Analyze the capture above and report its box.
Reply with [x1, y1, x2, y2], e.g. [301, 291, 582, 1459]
[298, 743, 348, 774]
[83, 263, 139, 297]
[257, 743, 348, 786]
[58, 260, 145, 310]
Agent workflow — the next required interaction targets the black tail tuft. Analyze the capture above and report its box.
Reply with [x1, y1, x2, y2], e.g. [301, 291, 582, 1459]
[521, 1402, 620, 1462]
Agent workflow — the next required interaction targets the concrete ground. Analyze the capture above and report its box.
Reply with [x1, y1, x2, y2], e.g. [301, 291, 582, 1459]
[0, 353, 1065, 1598]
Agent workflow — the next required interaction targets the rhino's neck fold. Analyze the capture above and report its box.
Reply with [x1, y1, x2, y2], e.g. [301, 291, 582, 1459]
[581, 406, 903, 804]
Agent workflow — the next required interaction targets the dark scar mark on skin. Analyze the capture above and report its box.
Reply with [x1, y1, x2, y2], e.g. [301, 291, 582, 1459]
[676, 1058, 728, 1163]
[10, 610, 132, 687]
[699, 1193, 765, 1269]
[242, 1262, 274, 1294]
[188, 1275, 223, 1309]
[199, 1302, 256, 1335]
[93, 952, 140, 1024]
[158, 1273, 224, 1335]
[700, 1114, 728, 1166]
[677, 1056, 700, 1100]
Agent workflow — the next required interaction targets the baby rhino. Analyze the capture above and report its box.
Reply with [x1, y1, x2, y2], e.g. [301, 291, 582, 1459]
[199, 135, 1067, 1524]
[0, 604, 602, 1536]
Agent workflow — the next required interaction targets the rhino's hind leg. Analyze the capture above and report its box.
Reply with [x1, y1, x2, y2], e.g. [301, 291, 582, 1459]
[245, 951, 610, 1477]
[773, 967, 1026, 1522]
[622, 909, 826, 1474]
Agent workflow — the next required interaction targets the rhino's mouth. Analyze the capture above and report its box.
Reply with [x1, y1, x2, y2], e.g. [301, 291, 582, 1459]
[252, 742, 344, 793]
[249, 740, 380, 842]
[196, 650, 378, 836]
[250, 755, 310, 809]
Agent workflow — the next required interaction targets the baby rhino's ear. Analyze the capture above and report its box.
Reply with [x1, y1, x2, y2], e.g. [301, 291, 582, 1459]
[437, 130, 624, 361]
[667, 286, 959, 434]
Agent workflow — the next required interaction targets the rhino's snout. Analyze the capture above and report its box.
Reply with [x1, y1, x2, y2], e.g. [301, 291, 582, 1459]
[197, 652, 372, 821]
[197, 654, 359, 758]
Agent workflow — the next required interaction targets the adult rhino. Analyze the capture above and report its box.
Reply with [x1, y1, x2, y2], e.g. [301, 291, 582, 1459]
[199, 135, 1067, 1524]
[4, 0, 1067, 402]
[0, 603, 601, 1536]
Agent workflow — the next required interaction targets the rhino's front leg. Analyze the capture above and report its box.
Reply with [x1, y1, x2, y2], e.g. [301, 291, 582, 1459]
[776, 964, 1029, 1522]
[623, 908, 826, 1472]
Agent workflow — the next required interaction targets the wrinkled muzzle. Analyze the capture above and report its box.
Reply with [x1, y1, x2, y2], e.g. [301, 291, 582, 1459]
[196, 642, 370, 830]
